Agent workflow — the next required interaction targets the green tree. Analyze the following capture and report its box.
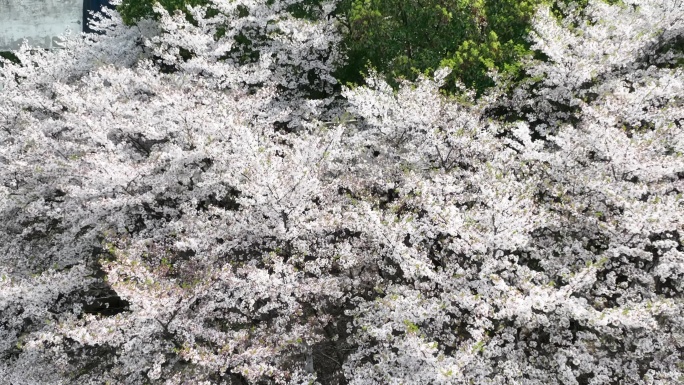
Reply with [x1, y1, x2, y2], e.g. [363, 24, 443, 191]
[338, 0, 545, 95]
[0, 51, 20, 65]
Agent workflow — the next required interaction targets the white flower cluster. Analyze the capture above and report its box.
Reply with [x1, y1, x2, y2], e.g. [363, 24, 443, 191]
[0, 0, 682, 384]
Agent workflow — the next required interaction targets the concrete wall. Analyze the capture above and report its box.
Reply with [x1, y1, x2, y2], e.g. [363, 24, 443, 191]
[0, 0, 83, 50]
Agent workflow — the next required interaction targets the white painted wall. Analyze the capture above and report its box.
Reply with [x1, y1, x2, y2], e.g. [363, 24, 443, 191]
[0, 0, 83, 50]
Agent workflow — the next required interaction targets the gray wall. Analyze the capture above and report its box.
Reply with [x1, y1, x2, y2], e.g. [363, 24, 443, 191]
[0, 0, 83, 50]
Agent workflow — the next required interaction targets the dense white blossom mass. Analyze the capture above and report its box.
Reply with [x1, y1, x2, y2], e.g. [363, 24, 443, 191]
[0, 0, 683, 384]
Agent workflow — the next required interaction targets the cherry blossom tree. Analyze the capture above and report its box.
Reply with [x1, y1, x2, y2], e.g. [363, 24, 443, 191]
[0, 0, 682, 384]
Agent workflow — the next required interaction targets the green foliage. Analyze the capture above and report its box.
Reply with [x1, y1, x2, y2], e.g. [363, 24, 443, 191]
[472, 339, 485, 353]
[0, 51, 20, 65]
[403, 319, 420, 334]
[338, 0, 547, 95]
[285, 0, 329, 20]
